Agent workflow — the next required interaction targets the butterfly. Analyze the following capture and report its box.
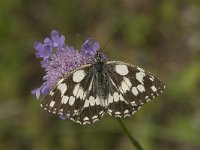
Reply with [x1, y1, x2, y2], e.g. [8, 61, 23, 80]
[40, 51, 165, 125]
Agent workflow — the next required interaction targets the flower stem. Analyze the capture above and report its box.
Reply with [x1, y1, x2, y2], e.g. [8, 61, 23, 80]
[116, 118, 144, 150]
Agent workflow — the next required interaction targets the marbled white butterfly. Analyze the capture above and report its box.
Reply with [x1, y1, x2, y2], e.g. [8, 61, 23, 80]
[41, 51, 165, 125]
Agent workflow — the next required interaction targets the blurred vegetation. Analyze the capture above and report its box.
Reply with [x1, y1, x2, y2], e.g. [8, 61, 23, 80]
[0, 0, 200, 150]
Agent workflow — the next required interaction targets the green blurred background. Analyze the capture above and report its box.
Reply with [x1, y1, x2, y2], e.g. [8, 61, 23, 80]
[0, 0, 200, 150]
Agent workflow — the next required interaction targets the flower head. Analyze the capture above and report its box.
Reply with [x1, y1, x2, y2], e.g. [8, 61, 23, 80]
[32, 30, 107, 99]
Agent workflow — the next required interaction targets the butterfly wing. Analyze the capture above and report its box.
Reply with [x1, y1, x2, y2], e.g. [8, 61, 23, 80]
[105, 61, 165, 118]
[41, 64, 105, 125]
[41, 60, 165, 123]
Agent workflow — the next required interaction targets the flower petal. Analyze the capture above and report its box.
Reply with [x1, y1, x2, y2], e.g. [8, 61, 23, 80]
[59, 35, 65, 45]
[92, 42, 100, 51]
[40, 82, 50, 95]
[44, 37, 52, 45]
[81, 38, 100, 56]
[31, 87, 41, 100]
[51, 30, 59, 42]
[34, 42, 53, 58]
[34, 42, 44, 51]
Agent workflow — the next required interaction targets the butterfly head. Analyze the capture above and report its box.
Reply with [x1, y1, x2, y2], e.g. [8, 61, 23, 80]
[95, 50, 108, 62]
[95, 51, 101, 62]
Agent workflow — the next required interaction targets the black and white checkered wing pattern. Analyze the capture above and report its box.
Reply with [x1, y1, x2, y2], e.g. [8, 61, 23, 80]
[41, 64, 105, 125]
[40, 60, 165, 124]
[105, 61, 165, 118]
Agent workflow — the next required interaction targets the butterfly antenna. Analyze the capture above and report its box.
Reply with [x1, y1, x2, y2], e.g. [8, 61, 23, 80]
[101, 30, 117, 52]
[101, 35, 111, 52]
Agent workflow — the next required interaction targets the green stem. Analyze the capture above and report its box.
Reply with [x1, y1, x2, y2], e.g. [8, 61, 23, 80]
[116, 118, 144, 150]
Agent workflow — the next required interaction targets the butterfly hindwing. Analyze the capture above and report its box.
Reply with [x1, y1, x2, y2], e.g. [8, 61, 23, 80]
[70, 85, 105, 125]
[105, 61, 165, 118]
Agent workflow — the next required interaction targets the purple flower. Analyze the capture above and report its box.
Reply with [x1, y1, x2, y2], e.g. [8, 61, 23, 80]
[32, 30, 107, 100]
